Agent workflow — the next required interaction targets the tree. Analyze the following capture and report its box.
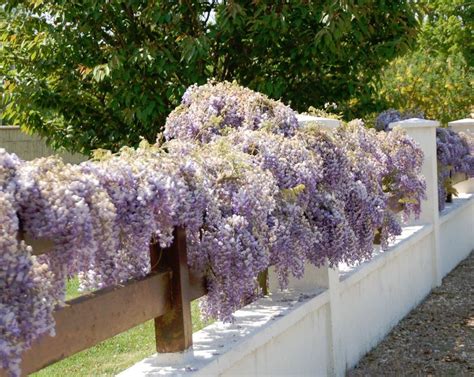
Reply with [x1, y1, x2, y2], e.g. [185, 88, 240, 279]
[419, 0, 473, 64]
[1, 1, 418, 154]
[377, 0, 473, 124]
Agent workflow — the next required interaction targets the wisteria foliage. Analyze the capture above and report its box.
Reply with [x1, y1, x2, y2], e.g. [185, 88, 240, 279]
[1, 83, 428, 377]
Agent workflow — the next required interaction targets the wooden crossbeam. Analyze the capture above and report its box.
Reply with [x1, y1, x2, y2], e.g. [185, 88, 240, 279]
[19, 271, 171, 375]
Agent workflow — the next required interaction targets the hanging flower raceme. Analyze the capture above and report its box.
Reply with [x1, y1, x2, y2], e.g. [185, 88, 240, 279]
[0, 150, 56, 377]
[333, 120, 390, 251]
[295, 126, 361, 265]
[14, 157, 115, 298]
[81, 141, 210, 288]
[334, 120, 426, 249]
[166, 138, 278, 321]
[378, 126, 426, 220]
[224, 129, 323, 287]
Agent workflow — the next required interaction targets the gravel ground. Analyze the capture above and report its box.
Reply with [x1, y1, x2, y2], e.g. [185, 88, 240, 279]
[348, 251, 473, 377]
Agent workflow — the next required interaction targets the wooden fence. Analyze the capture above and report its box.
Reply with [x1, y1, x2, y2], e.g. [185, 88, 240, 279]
[1, 228, 207, 376]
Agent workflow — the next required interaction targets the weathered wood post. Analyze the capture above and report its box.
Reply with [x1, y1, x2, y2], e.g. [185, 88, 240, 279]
[151, 227, 193, 352]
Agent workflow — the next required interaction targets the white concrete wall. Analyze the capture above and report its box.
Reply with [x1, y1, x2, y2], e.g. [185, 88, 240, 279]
[120, 118, 474, 377]
[121, 217, 466, 377]
[439, 119, 474, 276]
[0, 126, 86, 163]
[338, 226, 435, 370]
[439, 195, 474, 277]
[223, 302, 331, 377]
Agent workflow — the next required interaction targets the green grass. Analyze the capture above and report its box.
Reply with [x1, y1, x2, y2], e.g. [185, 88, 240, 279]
[32, 279, 212, 377]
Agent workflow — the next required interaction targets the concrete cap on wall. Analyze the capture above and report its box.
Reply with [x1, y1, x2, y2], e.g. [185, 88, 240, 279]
[448, 118, 474, 134]
[448, 118, 474, 127]
[388, 118, 439, 130]
[0, 126, 21, 130]
[296, 114, 340, 129]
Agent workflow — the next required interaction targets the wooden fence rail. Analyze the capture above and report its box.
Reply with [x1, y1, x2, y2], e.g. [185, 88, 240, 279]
[1, 227, 207, 377]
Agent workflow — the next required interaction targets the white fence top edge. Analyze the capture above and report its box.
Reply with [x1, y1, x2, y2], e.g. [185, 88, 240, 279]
[296, 114, 340, 128]
[448, 118, 474, 127]
[389, 118, 439, 129]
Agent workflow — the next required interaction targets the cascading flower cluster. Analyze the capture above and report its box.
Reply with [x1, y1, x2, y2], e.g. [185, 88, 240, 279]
[223, 130, 323, 286]
[164, 80, 299, 142]
[304, 120, 424, 253]
[375, 109, 473, 211]
[436, 127, 474, 210]
[0, 150, 56, 377]
[1, 83, 428, 377]
[165, 139, 278, 319]
[332, 120, 391, 251]
[378, 126, 426, 220]
[165, 83, 426, 263]
[0, 144, 210, 376]
[374, 109, 424, 131]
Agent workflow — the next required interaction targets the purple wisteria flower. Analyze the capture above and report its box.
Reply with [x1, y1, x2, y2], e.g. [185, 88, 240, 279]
[436, 127, 474, 210]
[0, 83, 431, 376]
[375, 109, 424, 131]
[164, 80, 299, 143]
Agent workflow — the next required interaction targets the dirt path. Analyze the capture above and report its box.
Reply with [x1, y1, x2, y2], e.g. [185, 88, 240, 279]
[348, 251, 473, 376]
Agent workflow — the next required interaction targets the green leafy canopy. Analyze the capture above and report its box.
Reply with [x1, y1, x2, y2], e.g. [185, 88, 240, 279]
[1, 1, 418, 153]
[377, 0, 473, 123]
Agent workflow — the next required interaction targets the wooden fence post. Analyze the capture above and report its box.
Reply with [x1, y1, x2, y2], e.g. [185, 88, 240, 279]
[257, 269, 268, 296]
[150, 227, 193, 352]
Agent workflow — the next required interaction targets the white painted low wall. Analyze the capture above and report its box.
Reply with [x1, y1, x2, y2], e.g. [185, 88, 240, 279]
[338, 225, 435, 370]
[0, 126, 86, 163]
[121, 214, 472, 377]
[121, 288, 332, 377]
[439, 194, 474, 277]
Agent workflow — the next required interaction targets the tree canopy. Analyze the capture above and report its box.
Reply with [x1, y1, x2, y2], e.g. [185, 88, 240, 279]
[377, 0, 473, 124]
[1, 1, 418, 153]
[419, 0, 473, 63]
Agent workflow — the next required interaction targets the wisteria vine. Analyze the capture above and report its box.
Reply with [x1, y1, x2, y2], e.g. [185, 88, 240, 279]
[375, 109, 474, 211]
[1, 83, 428, 377]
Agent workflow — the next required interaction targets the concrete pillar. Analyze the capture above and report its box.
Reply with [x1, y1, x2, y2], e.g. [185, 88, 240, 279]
[388, 119, 439, 225]
[326, 264, 344, 377]
[388, 118, 441, 286]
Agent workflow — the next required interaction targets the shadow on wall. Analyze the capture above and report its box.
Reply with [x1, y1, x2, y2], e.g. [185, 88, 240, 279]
[0, 126, 86, 163]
